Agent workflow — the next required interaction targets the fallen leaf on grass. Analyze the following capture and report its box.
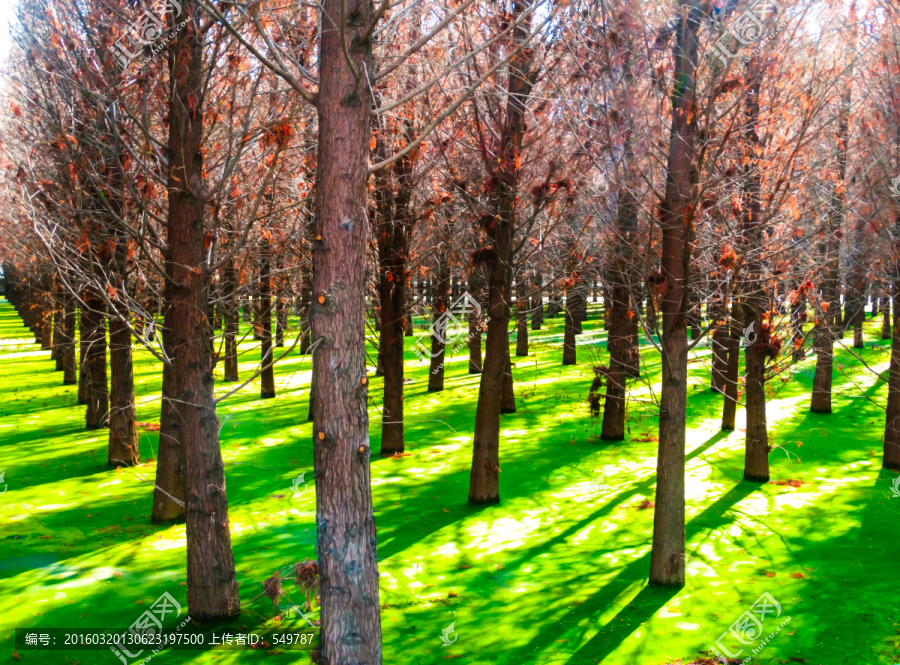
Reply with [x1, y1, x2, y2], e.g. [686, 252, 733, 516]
[790, 572, 806, 579]
[636, 500, 655, 509]
[136, 422, 160, 431]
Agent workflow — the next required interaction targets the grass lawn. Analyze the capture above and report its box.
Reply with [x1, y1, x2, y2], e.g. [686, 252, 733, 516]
[0, 297, 898, 664]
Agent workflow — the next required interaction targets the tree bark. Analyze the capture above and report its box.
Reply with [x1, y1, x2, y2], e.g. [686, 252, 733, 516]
[469, 0, 534, 503]
[260, 238, 276, 399]
[160, 1, 239, 620]
[62, 296, 77, 385]
[83, 295, 109, 430]
[310, 0, 382, 657]
[883, 289, 892, 340]
[562, 289, 577, 365]
[739, 59, 768, 482]
[78, 304, 89, 405]
[722, 292, 741, 431]
[650, 0, 702, 588]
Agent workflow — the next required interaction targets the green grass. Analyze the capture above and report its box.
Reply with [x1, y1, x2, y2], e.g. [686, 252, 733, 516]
[0, 297, 898, 664]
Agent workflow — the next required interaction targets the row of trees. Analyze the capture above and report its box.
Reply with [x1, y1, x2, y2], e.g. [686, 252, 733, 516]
[2, 0, 900, 660]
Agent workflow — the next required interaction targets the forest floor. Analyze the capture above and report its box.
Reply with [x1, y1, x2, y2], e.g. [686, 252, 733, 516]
[0, 298, 898, 665]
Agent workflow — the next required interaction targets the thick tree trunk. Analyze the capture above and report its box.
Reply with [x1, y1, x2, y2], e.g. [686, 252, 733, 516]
[108, 306, 140, 467]
[83, 295, 109, 430]
[310, 0, 382, 658]
[159, 2, 239, 620]
[62, 296, 77, 385]
[500, 341, 516, 414]
[650, 0, 702, 588]
[739, 60, 768, 483]
[260, 240, 276, 399]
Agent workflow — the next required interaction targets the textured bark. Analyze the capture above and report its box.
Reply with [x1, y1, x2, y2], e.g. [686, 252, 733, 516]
[500, 340, 516, 414]
[83, 295, 109, 430]
[62, 296, 77, 385]
[311, 0, 382, 658]
[469, 0, 534, 504]
[108, 307, 140, 467]
[722, 293, 741, 432]
[562, 289, 577, 365]
[260, 239, 276, 399]
[373, 124, 414, 456]
[650, 0, 702, 588]
[811, 83, 849, 413]
[739, 60, 768, 483]
[159, 2, 239, 621]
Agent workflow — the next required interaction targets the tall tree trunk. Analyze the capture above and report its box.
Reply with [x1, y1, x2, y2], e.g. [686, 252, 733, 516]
[62, 295, 77, 385]
[883, 213, 900, 471]
[810, 87, 849, 413]
[562, 288, 577, 365]
[469, 0, 534, 503]
[83, 294, 109, 430]
[882, 288, 891, 340]
[311, 0, 382, 657]
[650, 0, 702, 588]
[260, 239, 276, 399]
[738, 59, 768, 482]
[722, 291, 742, 431]
[160, 1, 239, 620]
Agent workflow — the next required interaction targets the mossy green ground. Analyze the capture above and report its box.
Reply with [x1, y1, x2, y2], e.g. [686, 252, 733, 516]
[0, 297, 898, 664]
